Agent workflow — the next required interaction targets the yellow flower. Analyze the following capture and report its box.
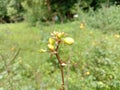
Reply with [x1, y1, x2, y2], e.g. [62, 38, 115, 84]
[85, 71, 90, 75]
[39, 49, 47, 53]
[49, 38, 55, 45]
[80, 23, 84, 29]
[114, 34, 120, 38]
[51, 31, 65, 39]
[11, 47, 15, 51]
[63, 37, 74, 45]
[57, 32, 64, 38]
[48, 44, 55, 51]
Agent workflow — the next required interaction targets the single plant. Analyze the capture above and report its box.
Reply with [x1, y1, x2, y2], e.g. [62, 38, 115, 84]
[40, 31, 74, 90]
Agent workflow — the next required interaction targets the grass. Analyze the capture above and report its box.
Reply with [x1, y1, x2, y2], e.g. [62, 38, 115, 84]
[0, 19, 120, 89]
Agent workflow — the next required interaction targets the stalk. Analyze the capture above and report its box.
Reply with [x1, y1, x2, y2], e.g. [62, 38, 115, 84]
[55, 40, 65, 90]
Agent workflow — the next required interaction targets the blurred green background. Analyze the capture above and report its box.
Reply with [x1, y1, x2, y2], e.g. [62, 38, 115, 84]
[0, 0, 120, 90]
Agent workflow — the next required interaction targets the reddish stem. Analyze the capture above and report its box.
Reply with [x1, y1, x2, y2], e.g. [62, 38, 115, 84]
[55, 40, 65, 90]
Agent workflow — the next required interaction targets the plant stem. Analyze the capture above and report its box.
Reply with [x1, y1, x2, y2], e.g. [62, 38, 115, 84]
[60, 65, 65, 90]
[55, 40, 65, 90]
[55, 53, 65, 90]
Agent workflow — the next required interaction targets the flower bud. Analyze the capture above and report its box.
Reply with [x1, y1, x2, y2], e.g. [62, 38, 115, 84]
[57, 32, 64, 38]
[11, 47, 15, 51]
[48, 44, 55, 51]
[63, 37, 74, 45]
[61, 62, 67, 67]
[49, 38, 55, 45]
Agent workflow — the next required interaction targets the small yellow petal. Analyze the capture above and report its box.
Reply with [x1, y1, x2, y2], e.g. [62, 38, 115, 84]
[63, 37, 74, 45]
[48, 44, 55, 51]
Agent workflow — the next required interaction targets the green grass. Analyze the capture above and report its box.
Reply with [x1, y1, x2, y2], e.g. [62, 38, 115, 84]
[0, 19, 120, 90]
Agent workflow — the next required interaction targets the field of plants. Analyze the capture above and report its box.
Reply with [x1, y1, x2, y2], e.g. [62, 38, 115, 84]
[0, 5, 120, 90]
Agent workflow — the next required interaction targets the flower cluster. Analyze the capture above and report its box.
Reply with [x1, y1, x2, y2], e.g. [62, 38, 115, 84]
[39, 31, 74, 89]
[47, 31, 74, 51]
[39, 31, 74, 53]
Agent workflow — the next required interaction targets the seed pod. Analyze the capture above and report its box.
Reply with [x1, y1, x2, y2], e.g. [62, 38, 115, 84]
[63, 37, 74, 45]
